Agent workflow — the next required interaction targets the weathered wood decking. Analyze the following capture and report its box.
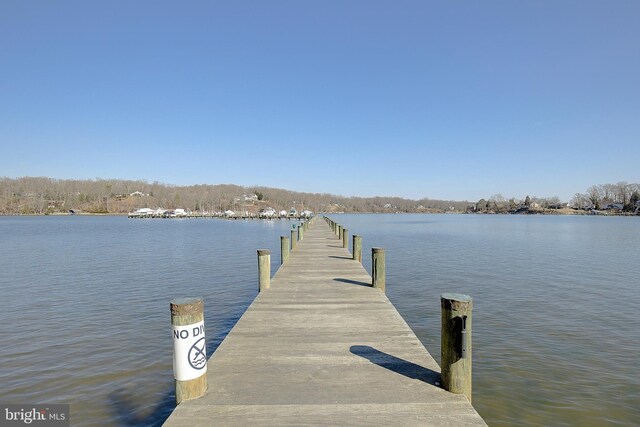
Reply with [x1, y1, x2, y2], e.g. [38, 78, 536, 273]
[164, 219, 486, 426]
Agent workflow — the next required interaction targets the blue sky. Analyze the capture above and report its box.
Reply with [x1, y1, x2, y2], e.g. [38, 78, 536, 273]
[1, 1, 638, 201]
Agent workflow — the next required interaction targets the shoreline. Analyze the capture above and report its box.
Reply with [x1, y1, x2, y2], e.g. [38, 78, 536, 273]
[1, 210, 637, 217]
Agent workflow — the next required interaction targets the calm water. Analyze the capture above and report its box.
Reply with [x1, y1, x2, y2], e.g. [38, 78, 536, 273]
[1, 214, 639, 426]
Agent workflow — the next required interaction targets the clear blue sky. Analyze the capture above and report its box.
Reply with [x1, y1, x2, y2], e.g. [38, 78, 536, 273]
[1, 1, 638, 201]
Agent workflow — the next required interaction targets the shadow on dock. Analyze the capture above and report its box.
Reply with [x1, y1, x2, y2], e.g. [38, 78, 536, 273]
[333, 278, 371, 287]
[350, 345, 440, 385]
[328, 255, 353, 260]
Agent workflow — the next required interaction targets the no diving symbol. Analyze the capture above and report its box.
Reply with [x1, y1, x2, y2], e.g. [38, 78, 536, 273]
[188, 337, 206, 370]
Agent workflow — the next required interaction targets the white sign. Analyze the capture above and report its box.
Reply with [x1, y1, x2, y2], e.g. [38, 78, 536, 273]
[172, 320, 207, 381]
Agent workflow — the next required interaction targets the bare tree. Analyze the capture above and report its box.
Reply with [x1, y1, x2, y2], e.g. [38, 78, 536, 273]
[586, 186, 602, 210]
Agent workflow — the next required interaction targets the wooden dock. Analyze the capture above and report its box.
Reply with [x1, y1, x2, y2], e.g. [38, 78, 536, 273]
[164, 218, 486, 426]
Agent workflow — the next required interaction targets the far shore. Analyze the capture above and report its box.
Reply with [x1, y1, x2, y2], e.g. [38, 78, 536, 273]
[1, 209, 637, 217]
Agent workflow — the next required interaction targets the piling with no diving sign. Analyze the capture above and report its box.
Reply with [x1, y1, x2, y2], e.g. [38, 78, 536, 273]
[170, 297, 207, 404]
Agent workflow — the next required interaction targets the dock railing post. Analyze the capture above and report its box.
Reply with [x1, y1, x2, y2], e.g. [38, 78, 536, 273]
[170, 297, 207, 404]
[299, 224, 304, 241]
[342, 228, 348, 248]
[280, 236, 289, 264]
[337, 224, 342, 238]
[353, 235, 362, 262]
[291, 229, 297, 250]
[440, 293, 473, 403]
[257, 249, 271, 292]
[371, 248, 386, 292]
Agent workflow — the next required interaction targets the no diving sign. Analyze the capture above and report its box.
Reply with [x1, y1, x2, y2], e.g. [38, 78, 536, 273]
[172, 321, 207, 381]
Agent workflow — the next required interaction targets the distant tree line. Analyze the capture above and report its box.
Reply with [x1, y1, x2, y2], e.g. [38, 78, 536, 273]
[1, 177, 637, 215]
[471, 181, 639, 214]
[0, 177, 467, 215]
[570, 182, 640, 211]
[471, 193, 566, 213]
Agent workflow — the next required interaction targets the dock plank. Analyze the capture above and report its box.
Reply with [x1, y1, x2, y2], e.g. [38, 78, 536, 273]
[164, 219, 486, 426]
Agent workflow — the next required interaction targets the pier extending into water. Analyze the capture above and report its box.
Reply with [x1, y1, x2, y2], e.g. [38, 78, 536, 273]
[164, 217, 486, 426]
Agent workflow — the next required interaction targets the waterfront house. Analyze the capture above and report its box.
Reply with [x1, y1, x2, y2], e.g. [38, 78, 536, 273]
[603, 203, 624, 211]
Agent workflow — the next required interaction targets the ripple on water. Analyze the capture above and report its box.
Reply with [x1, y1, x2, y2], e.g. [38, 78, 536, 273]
[2, 215, 639, 426]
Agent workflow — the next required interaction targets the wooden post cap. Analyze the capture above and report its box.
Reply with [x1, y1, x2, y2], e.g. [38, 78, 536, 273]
[257, 249, 271, 256]
[441, 294, 473, 311]
[170, 297, 204, 317]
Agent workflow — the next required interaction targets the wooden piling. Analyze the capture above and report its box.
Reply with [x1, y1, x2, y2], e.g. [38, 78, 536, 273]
[371, 248, 386, 292]
[291, 229, 297, 250]
[440, 293, 473, 403]
[257, 249, 271, 292]
[299, 224, 304, 241]
[170, 297, 207, 404]
[353, 235, 362, 262]
[280, 236, 290, 265]
[342, 228, 348, 249]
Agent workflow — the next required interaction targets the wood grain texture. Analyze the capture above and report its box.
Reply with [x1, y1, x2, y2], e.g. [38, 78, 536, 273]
[441, 294, 473, 403]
